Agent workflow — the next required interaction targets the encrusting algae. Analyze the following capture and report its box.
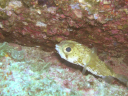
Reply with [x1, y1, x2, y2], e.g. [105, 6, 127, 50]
[55, 40, 128, 86]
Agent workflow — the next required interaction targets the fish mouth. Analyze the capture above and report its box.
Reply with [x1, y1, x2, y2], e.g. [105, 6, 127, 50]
[55, 44, 59, 52]
[55, 44, 59, 47]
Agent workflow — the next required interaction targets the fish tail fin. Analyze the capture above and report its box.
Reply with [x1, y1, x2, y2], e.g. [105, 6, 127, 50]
[115, 74, 128, 87]
[102, 76, 114, 84]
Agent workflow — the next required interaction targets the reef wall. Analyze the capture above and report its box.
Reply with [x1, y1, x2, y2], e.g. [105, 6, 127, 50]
[0, 0, 128, 62]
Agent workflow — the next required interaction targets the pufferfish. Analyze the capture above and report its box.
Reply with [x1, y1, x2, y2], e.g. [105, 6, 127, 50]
[55, 40, 128, 86]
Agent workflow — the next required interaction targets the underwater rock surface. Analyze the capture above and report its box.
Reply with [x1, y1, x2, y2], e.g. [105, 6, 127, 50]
[0, 0, 128, 89]
[0, 0, 127, 51]
[0, 42, 128, 95]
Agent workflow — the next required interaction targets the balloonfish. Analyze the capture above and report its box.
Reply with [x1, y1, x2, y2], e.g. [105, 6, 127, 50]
[55, 40, 128, 86]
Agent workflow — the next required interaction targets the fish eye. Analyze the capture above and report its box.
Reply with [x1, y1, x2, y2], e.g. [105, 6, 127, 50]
[66, 47, 71, 52]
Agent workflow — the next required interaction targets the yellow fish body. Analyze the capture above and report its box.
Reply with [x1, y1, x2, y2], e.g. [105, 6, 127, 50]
[55, 40, 128, 86]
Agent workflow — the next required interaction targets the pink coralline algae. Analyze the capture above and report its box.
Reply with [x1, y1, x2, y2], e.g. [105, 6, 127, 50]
[0, 0, 128, 60]
[0, 0, 128, 95]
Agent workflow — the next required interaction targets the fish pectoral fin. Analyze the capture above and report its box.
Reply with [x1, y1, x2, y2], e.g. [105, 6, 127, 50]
[81, 55, 91, 75]
[82, 67, 86, 75]
[92, 47, 97, 54]
[82, 63, 88, 75]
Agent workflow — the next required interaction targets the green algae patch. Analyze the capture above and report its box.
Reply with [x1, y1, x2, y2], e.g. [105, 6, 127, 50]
[0, 11, 9, 20]
[0, 0, 10, 8]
